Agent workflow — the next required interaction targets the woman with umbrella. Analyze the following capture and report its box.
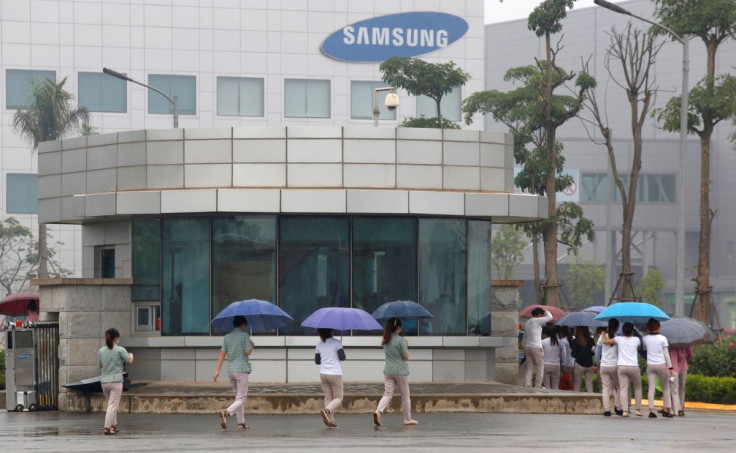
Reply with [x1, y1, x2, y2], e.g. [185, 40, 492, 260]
[595, 319, 622, 416]
[601, 322, 643, 417]
[642, 318, 675, 418]
[373, 318, 418, 426]
[314, 328, 346, 428]
[571, 326, 596, 392]
[213, 316, 254, 430]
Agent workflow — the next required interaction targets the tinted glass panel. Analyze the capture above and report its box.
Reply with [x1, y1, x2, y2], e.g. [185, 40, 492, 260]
[582, 173, 608, 202]
[162, 218, 210, 335]
[350, 81, 397, 120]
[148, 74, 196, 115]
[468, 220, 491, 335]
[132, 219, 161, 301]
[352, 217, 416, 328]
[78, 72, 127, 113]
[6, 174, 38, 214]
[217, 77, 264, 117]
[6, 69, 56, 109]
[279, 217, 349, 334]
[416, 86, 461, 122]
[284, 79, 330, 118]
[212, 216, 276, 331]
[419, 218, 467, 334]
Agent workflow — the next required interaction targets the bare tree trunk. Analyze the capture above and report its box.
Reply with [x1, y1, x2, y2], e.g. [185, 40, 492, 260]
[38, 223, 48, 278]
[542, 31, 561, 308]
[532, 231, 542, 304]
[693, 41, 718, 324]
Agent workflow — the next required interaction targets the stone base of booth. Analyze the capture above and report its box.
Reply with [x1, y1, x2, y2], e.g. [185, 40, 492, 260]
[61, 381, 602, 415]
[490, 280, 524, 385]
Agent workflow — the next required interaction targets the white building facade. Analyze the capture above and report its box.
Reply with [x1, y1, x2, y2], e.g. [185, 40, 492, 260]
[2, 1, 552, 387]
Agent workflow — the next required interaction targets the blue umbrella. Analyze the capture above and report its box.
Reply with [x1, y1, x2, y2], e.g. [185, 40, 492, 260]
[211, 299, 294, 331]
[555, 311, 607, 328]
[371, 300, 433, 321]
[301, 307, 383, 331]
[594, 302, 670, 323]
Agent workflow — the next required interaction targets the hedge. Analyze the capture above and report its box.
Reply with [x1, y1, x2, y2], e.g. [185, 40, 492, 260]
[625, 374, 736, 405]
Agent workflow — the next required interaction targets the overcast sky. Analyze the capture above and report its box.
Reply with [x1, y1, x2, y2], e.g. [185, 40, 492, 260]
[485, 0, 628, 24]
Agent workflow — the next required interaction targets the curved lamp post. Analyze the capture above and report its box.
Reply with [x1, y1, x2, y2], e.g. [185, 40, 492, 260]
[594, 0, 689, 316]
[103, 68, 179, 128]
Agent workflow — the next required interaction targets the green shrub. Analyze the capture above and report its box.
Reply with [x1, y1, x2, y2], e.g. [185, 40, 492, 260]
[684, 375, 736, 405]
[399, 116, 461, 129]
[0, 371, 4, 391]
[0, 349, 5, 373]
[689, 337, 736, 377]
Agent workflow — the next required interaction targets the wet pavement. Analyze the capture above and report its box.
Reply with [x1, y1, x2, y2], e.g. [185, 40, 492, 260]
[1, 410, 735, 452]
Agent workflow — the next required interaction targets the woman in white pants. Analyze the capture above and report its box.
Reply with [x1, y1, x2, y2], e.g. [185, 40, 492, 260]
[314, 328, 346, 428]
[602, 322, 642, 417]
[541, 326, 563, 389]
[374, 318, 417, 426]
[98, 328, 134, 435]
[642, 318, 674, 418]
[596, 319, 622, 416]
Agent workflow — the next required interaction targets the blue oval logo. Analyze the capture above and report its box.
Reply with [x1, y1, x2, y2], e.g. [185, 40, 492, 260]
[321, 12, 469, 63]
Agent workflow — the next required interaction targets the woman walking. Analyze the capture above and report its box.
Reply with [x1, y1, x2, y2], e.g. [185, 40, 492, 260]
[213, 316, 254, 430]
[669, 346, 693, 416]
[314, 328, 346, 428]
[602, 321, 642, 417]
[373, 318, 417, 426]
[541, 326, 563, 389]
[596, 319, 622, 416]
[571, 326, 596, 392]
[642, 318, 674, 418]
[98, 328, 134, 435]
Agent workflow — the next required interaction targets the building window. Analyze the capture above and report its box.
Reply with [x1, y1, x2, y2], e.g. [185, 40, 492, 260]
[134, 303, 161, 333]
[418, 218, 467, 335]
[5, 173, 38, 214]
[162, 218, 210, 335]
[582, 173, 609, 202]
[212, 216, 276, 331]
[352, 217, 416, 329]
[217, 77, 264, 117]
[641, 174, 676, 202]
[148, 74, 196, 115]
[78, 72, 127, 113]
[416, 86, 462, 122]
[279, 216, 349, 334]
[350, 81, 397, 121]
[6, 69, 56, 110]
[132, 219, 161, 301]
[284, 79, 331, 118]
[95, 247, 116, 278]
[467, 220, 491, 335]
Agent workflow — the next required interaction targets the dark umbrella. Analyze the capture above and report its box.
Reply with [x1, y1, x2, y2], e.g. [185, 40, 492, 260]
[659, 317, 711, 347]
[555, 311, 608, 328]
[210, 299, 294, 331]
[301, 307, 383, 331]
[371, 300, 433, 320]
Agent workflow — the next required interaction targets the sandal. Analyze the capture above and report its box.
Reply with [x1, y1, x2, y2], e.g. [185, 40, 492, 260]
[111, 425, 118, 434]
[103, 428, 111, 435]
[237, 423, 250, 430]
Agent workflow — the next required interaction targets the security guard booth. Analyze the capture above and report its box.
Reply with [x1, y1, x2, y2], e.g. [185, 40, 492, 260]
[4, 321, 59, 411]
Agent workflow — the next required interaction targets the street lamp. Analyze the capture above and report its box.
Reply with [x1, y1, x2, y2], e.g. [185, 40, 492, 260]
[103, 68, 179, 128]
[594, 0, 689, 316]
[373, 87, 399, 127]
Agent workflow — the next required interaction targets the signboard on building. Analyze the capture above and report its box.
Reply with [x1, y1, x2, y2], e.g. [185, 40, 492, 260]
[321, 12, 469, 63]
[513, 168, 580, 203]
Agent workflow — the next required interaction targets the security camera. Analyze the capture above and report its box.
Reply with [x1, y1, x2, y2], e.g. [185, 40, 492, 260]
[384, 93, 400, 111]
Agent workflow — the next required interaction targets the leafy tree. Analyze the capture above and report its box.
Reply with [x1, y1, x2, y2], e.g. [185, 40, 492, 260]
[582, 23, 663, 301]
[463, 0, 596, 307]
[380, 57, 470, 125]
[491, 225, 527, 279]
[564, 257, 605, 310]
[652, 0, 736, 324]
[0, 217, 70, 295]
[11, 77, 88, 279]
[635, 268, 664, 307]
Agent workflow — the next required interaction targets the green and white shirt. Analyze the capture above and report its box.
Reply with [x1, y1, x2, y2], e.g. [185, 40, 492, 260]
[221, 328, 252, 373]
[383, 333, 409, 376]
[98, 344, 131, 383]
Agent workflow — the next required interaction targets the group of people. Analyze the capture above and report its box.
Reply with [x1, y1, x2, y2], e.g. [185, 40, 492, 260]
[522, 308, 691, 418]
[97, 317, 417, 435]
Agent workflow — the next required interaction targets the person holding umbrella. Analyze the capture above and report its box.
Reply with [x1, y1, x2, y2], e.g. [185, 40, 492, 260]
[373, 318, 417, 426]
[314, 328, 346, 428]
[596, 318, 622, 416]
[601, 321, 642, 417]
[522, 307, 553, 388]
[98, 327, 134, 435]
[213, 316, 254, 430]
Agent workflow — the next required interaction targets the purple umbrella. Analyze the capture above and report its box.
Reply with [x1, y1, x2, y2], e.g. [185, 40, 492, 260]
[301, 307, 383, 331]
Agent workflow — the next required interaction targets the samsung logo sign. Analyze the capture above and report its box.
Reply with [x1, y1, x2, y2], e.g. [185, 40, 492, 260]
[321, 12, 469, 63]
